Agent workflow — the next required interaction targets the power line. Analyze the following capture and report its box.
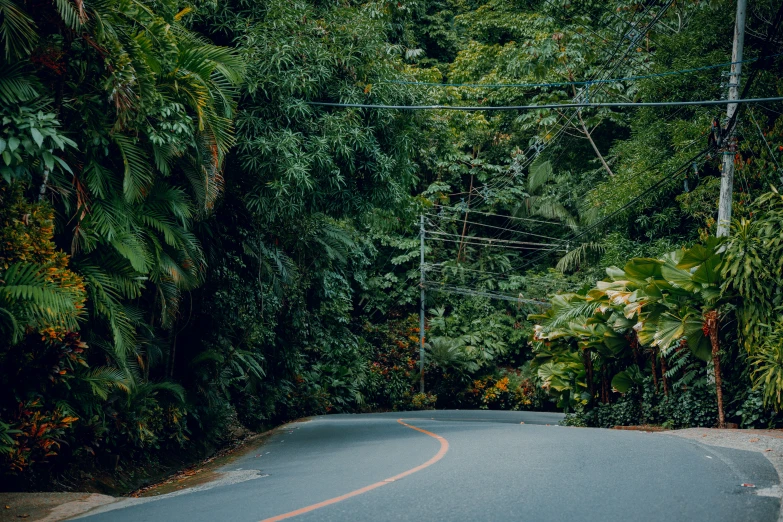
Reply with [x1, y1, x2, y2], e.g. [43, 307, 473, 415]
[426, 236, 566, 252]
[378, 53, 783, 90]
[309, 96, 783, 111]
[462, 145, 715, 285]
[425, 214, 567, 242]
[463, 1, 675, 210]
[431, 205, 569, 226]
[423, 282, 550, 306]
[424, 263, 522, 280]
[425, 229, 563, 247]
[749, 110, 782, 172]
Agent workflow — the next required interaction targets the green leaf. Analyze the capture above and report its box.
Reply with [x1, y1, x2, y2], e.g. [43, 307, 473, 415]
[612, 365, 643, 393]
[7, 137, 19, 152]
[603, 330, 628, 356]
[661, 263, 698, 292]
[677, 244, 711, 269]
[692, 255, 721, 285]
[623, 258, 663, 281]
[528, 159, 553, 193]
[53, 155, 72, 174]
[683, 319, 712, 362]
[653, 312, 686, 352]
[42, 150, 54, 171]
[30, 127, 43, 147]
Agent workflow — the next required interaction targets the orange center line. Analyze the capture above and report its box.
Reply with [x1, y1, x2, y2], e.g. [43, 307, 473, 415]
[259, 418, 450, 522]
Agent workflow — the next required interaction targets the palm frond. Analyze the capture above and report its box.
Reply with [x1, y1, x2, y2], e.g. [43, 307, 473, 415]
[0, 0, 37, 60]
[556, 242, 606, 273]
[0, 62, 39, 104]
[113, 134, 154, 203]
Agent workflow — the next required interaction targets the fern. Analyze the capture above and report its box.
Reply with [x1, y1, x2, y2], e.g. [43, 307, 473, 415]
[0, 0, 37, 60]
[0, 262, 82, 342]
[556, 242, 606, 273]
[114, 134, 154, 204]
[545, 298, 603, 329]
[0, 62, 39, 103]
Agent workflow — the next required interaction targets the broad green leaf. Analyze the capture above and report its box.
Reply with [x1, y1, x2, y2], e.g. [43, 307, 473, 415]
[692, 255, 721, 285]
[603, 330, 628, 355]
[42, 151, 54, 171]
[30, 128, 43, 147]
[677, 244, 711, 269]
[606, 266, 625, 281]
[683, 318, 712, 362]
[612, 366, 643, 393]
[623, 258, 663, 281]
[661, 263, 698, 292]
[528, 159, 553, 193]
[653, 312, 685, 351]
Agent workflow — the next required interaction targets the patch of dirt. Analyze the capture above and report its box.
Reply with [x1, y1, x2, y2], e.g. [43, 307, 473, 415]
[665, 428, 783, 522]
[0, 492, 116, 522]
[0, 418, 311, 521]
[612, 425, 667, 432]
[130, 418, 310, 497]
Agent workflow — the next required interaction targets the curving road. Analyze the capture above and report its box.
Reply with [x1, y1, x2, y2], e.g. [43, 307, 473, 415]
[78, 410, 780, 522]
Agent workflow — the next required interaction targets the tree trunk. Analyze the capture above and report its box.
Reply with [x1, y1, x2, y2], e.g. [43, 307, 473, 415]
[570, 83, 615, 178]
[650, 350, 659, 394]
[38, 168, 50, 202]
[584, 350, 595, 401]
[705, 310, 726, 428]
[576, 110, 615, 178]
[632, 336, 640, 367]
[601, 365, 610, 404]
[660, 353, 669, 396]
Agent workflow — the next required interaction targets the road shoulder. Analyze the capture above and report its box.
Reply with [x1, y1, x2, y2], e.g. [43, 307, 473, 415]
[663, 429, 783, 522]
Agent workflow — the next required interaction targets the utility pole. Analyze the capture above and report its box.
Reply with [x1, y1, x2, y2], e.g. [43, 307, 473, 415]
[419, 214, 426, 394]
[717, 0, 746, 237]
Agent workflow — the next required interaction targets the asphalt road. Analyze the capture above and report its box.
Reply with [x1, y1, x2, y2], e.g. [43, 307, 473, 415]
[78, 410, 780, 522]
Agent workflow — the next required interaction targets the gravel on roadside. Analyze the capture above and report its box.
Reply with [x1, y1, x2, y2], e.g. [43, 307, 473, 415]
[664, 429, 783, 522]
[0, 492, 116, 522]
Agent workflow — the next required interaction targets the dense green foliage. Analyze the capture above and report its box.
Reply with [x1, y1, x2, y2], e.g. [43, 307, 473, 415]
[2, 0, 783, 486]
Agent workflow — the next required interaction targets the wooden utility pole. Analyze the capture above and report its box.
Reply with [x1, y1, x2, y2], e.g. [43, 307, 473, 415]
[717, 0, 746, 237]
[419, 214, 426, 394]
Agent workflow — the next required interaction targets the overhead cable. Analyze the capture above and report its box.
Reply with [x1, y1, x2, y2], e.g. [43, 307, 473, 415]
[426, 230, 562, 247]
[378, 53, 783, 90]
[309, 96, 783, 111]
[425, 214, 567, 242]
[424, 283, 550, 306]
[426, 236, 565, 251]
[432, 205, 568, 226]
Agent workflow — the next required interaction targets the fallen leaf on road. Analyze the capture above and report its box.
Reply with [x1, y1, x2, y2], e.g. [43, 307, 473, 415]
[702, 434, 707, 437]
[765, 449, 773, 452]
[741, 483, 756, 488]
[17, 515, 29, 519]
[749, 438, 760, 443]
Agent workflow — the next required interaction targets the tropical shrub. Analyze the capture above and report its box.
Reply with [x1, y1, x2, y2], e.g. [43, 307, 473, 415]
[464, 369, 539, 411]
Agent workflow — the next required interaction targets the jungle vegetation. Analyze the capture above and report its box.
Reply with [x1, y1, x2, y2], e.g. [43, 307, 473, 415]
[1, 0, 783, 485]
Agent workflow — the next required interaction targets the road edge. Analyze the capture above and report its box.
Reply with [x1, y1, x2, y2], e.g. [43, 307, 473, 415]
[662, 429, 783, 522]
